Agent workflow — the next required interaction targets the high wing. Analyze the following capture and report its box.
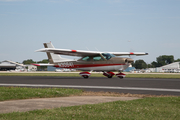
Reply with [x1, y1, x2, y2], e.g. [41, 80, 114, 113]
[36, 48, 148, 57]
[36, 48, 100, 57]
[109, 52, 148, 56]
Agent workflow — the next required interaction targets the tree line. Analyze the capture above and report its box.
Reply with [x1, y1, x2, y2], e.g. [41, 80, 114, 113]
[132, 55, 180, 69]
[22, 59, 49, 70]
[22, 59, 49, 64]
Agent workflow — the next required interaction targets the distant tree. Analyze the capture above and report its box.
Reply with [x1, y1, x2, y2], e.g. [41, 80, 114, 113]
[37, 59, 49, 71]
[133, 60, 147, 69]
[156, 55, 174, 67]
[22, 59, 36, 65]
[150, 55, 174, 67]
[37, 59, 49, 63]
[151, 61, 158, 68]
[174, 59, 180, 62]
[22, 59, 49, 71]
[147, 64, 153, 68]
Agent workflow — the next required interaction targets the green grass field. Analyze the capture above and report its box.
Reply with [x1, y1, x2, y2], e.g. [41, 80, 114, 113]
[0, 97, 179, 120]
[0, 87, 83, 101]
[1, 72, 180, 78]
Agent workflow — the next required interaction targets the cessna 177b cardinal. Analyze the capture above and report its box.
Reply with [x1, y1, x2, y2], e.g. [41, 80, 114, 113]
[33, 42, 148, 79]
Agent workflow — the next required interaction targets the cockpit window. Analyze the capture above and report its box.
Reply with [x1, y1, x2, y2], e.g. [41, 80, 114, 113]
[101, 53, 115, 60]
[82, 56, 91, 61]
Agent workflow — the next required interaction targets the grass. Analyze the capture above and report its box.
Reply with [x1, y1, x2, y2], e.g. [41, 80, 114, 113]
[0, 87, 83, 101]
[0, 86, 173, 102]
[1, 72, 180, 78]
[0, 97, 180, 120]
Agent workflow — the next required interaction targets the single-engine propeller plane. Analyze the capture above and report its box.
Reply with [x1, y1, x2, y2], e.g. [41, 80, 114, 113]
[33, 42, 148, 79]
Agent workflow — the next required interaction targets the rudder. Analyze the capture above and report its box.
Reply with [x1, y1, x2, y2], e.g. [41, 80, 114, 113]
[43, 42, 70, 63]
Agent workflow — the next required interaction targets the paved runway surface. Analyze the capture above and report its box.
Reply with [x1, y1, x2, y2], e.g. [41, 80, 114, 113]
[0, 76, 180, 96]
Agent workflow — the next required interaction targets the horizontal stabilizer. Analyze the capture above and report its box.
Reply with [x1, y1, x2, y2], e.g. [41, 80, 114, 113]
[32, 63, 55, 66]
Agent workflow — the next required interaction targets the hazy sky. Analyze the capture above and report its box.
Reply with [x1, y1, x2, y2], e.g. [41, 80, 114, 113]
[0, 0, 180, 63]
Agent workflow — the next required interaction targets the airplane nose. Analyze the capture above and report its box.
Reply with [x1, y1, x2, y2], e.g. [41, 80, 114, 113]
[125, 58, 134, 63]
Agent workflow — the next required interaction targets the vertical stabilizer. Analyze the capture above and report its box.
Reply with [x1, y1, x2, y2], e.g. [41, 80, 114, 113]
[43, 42, 71, 63]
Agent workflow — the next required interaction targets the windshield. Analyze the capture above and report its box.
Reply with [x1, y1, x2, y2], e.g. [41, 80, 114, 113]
[101, 53, 115, 60]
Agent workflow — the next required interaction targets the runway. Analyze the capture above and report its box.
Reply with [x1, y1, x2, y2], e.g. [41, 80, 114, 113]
[0, 76, 180, 96]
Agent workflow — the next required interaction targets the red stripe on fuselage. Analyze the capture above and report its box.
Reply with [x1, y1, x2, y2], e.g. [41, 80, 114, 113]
[54, 64, 125, 68]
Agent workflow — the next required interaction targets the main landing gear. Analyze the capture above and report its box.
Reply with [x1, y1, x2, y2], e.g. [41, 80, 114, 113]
[79, 71, 126, 79]
[103, 71, 126, 79]
[103, 71, 115, 78]
[116, 72, 126, 79]
[79, 72, 91, 79]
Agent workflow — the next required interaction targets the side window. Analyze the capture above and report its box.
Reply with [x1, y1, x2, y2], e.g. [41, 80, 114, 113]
[93, 56, 103, 61]
[82, 56, 91, 61]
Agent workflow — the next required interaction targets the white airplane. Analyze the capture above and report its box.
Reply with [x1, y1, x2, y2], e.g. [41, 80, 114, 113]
[33, 42, 148, 78]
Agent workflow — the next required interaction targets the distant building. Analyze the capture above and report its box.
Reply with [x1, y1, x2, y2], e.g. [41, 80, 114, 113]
[124, 67, 135, 72]
[0, 60, 37, 71]
[47, 66, 57, 71]
[0, 60, 25, 71]
[161, 62, 180, 70]
[26, 65, 37, 71]
[160, 62, 180, 72]
[149, 62, 180, 72]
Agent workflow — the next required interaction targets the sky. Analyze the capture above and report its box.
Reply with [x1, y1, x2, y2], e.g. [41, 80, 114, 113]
[0, 0, 180, 63]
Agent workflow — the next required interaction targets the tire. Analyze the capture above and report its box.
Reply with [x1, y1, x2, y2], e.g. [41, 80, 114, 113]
[118, 76, 123, 79]
[107, 76, 112, 78]
[83, 76, 89, 79]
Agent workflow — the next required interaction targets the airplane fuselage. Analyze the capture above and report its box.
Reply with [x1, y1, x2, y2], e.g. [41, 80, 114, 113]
[53, 57, 133, 71]
[34, 42, 147, 78]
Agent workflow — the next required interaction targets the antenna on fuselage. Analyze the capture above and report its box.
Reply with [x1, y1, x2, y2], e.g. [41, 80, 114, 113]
[95, 47, 99, 52]
[86, 47, 90, 51]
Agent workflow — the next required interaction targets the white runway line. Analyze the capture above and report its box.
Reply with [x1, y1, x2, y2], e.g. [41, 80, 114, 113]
[0, 84, 180, 92]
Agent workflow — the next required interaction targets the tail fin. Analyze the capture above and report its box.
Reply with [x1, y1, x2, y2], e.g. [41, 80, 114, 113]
[43, 42, 71, 63]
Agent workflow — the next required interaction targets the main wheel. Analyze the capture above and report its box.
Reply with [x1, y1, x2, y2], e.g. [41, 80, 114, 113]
[83, 76, 89, 79]
[107, 75, 112, 78]
[118, 76, 124, 79]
